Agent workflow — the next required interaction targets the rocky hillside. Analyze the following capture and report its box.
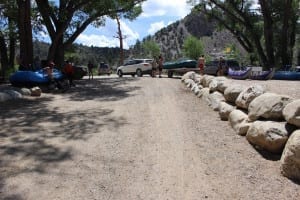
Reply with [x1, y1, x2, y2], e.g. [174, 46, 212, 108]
[131, 12, 247, 61]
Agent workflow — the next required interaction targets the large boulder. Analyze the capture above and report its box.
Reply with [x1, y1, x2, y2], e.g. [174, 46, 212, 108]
[229, 109, 251, 136]
[208, 91, 225, 111]
[283, 100, 300, 128]
[181, 71, 196, 82]
[198, 88, 210, 104]
[190, 83, 197, 90]
[224, 84, 246, 104]
[235, 85, 266, 110]
[0, 92, 12, 102]
[217, 80, 231, 93]
[246, 121, 296, 153]
[280, 130, 300, 181]
[191, 83, 198, 91]
[208, 79, 219, 92]
[4, 90, 23, 99]
[197, 87, 209, 98]
[202, 75, 215, 88]
[19, 88, 32, 96]
[248, 93, 293, 121]
[194, 74, 202, 83]
[184, 79, 195, 88]
[31, 87, 42, 97]
[191, 84, 201, 95]
[208, 77, 227, 93]
[219, 102, 235, 121]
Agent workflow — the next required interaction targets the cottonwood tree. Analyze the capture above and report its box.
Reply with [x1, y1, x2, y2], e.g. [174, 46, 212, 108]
[188, 0, 299, 69]
[142, 40, 160, 58]
[183, 36, 204, 60]
[35, 0, 144, 67]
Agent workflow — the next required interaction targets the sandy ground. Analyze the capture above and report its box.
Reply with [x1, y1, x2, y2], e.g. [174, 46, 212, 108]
[0, 75, 299, 200]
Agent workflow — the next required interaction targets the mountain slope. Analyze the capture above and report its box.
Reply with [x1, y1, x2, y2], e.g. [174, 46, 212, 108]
[131, 12, 247, 61]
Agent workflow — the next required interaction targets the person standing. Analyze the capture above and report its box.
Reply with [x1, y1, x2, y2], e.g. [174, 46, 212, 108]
[43, 60, 63, 90]
[217, 57, 225, 76]
[198, 55, 205, 75]
[151, 57, 157, 78]
[63, 60, 75, 87]
[158, 54, 163, 78]
[44, 60, 55, 81]
[88, 61, 94, 80]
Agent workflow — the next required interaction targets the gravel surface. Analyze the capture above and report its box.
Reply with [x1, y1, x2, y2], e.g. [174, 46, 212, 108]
[0, 75, 299, 200]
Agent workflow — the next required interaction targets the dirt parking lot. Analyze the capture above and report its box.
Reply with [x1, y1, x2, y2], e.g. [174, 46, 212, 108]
[0, 76, 299, 200]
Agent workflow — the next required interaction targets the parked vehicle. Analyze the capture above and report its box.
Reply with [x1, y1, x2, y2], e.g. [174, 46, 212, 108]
[98, 62, 112, 75]
[204, 59, 240, 75]
[73, 65, 88, 79]
[163, 59, 198, 78]
[117, 59, 153, 77]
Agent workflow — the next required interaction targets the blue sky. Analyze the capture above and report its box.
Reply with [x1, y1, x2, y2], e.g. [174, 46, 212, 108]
[74, 0, 193, 49]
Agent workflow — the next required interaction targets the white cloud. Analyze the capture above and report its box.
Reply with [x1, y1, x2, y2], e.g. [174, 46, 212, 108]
[76, 34, 121, 48]
[167, 21, 174, 26]
[148, 21, 165, 35]
[141, 0, 192, 18]
[76, 19, 139, 49]
[119, 20, 140, 45]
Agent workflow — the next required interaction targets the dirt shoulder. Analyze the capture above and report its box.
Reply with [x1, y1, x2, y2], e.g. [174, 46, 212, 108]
[0, 76, 299, 200]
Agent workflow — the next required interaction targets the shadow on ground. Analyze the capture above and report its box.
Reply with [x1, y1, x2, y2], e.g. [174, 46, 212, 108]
[63, 77, 141, 102]
[0, 77, 139, 199]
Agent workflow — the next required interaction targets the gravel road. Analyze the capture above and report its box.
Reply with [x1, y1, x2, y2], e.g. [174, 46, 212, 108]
[0, 75, 299, 200]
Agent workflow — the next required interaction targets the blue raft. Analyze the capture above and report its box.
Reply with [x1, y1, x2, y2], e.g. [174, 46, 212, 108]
[228, 67, 252, 80]
[272, 71, 300, 80]
[9, 68, 64, 86]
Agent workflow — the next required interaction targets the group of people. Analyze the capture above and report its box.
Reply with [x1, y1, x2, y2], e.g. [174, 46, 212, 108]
[197, 55, 226, 76]
[42, 53, 227, 89]
[43, 60, 75, 89]
[151, 54, 164, 78]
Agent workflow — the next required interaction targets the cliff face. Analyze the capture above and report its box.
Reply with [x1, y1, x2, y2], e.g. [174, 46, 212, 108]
[131, 12, 247, 61]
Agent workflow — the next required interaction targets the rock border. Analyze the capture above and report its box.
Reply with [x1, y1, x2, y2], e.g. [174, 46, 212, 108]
[181, 72, 300, 181]
[0, 86, 42, 102]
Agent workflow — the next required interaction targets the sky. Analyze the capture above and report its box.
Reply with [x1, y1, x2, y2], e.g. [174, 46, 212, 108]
[74, 0, 194, 49]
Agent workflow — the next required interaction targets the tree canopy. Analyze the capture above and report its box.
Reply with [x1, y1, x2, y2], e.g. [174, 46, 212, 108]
[183, 36, 204, 60]
[188, 0, 299, 69]
[142, 40, 161, 58]
[34, 0, 145, 66]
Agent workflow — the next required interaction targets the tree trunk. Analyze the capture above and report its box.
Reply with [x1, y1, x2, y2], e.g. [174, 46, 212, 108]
[0, 34, 9, 80]
[17, 0, 33, 69]
[9, 36, 16, 69]
[259, 0, 275, 69]
[48, 36, 65, 69]
[55, 43, 65, 69]
[279, 0, 292, 67]
[8, 18, 16, 70]
[116, 16, 124, 65]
